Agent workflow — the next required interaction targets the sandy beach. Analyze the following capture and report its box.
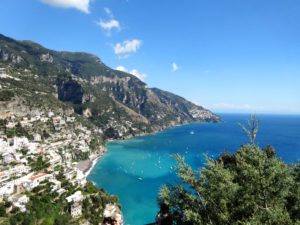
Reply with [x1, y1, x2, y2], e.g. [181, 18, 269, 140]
[77, 147, 107, 177]
[76, 159, 93, 174]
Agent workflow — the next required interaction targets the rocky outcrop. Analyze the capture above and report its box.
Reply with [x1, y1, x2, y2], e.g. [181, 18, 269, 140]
[40, 52, 53, 63]
[0, 48, 23, 63]
[57, 80, 83, 104]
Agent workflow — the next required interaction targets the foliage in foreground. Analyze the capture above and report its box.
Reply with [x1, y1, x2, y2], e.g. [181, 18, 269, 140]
[0, 181, 118, 225]
[158, 145, 300, 225]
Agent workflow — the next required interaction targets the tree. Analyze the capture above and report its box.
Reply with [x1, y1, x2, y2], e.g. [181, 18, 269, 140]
[238, 114, 259, 144]
[29, 155, 50, 171]
[0, 203, 7, 217]
[157, 116, 300, 225]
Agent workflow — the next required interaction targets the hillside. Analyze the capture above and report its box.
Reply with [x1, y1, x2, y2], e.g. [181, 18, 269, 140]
[0, 33, 220, 140]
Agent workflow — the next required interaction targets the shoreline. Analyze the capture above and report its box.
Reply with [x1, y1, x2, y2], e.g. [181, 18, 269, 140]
[77, 130, 160, 177]
[77, 147, 107, 177]
[84, 154, 101, 177]
[79, 120, 220, 177]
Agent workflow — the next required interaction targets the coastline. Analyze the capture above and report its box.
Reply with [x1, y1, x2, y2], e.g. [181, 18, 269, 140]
[78, 120, 221, 177]
[84, 154, 101, 177]
[77, 147, 107, 177]
[77, 130, 161, 177]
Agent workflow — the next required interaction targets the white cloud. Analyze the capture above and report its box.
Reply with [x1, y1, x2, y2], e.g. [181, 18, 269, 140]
[115, 66, 127, 72]
[116, 66, 147, 81]
[172, 62, 179, 72]
[96, 8, 121, 35]
[41, 0, 90, 13]
[130, 69, 147, 81]
[211, 102, 252, 110]
[207, 102, 300, 114]
[113, 39, 142, 57]
[209, 102, 252, 111]
[96, 19, 120, 32]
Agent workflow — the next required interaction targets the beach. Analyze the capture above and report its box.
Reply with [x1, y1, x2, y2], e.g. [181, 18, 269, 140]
[77, 146, 107, 177]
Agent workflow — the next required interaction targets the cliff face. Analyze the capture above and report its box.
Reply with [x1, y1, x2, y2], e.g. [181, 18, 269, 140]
[57, 79, 84, 105]
[0, 33, 220, 138]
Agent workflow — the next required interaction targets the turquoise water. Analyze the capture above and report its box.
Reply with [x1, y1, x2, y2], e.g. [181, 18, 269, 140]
[88, 114, 300, 225]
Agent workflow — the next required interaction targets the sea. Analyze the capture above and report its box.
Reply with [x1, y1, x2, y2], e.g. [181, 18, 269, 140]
[88, 113, 300, 225]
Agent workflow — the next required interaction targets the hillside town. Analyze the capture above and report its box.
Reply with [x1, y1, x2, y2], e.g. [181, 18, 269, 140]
[0, 111, 123, 225]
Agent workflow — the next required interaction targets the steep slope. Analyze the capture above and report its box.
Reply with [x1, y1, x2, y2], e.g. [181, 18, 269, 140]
[0, 33, 220, 139]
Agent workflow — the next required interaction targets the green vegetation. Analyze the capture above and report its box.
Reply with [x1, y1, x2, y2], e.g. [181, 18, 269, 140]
[0, 90, 15, 101]
[158, 117, 300, 225]
[0, 181, 118, 225]
[3, 180, 74, 225]
[0, 203, 7, 217]
[29, 155, 50, 171]
[81, 182, 119, 224]
[89, 137, 103, 151]
[5, 123, 33, 140]
[72, 151, 89, 161]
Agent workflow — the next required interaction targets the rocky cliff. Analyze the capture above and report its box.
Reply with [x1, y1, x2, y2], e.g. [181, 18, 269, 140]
[0, 33, 220, 139]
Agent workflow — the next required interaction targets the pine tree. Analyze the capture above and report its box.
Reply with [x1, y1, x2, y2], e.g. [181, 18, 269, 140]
[158, 116, 300, 225]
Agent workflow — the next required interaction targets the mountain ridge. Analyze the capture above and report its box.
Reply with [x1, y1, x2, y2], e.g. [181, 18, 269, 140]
[0, 33, 220, 139]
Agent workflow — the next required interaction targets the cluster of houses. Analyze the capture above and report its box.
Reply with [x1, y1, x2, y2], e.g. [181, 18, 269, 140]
[0, 112, 96, 216]
[106, 119, 141, 138]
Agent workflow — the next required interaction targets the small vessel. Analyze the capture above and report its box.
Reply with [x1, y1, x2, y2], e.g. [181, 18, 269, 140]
[138, 177, 143, 181]
[190, 131, 195, 135]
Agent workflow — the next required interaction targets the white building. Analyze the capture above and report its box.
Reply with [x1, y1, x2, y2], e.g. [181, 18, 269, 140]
[25, 173, 53, 190]
[12, 137, 29, 150]
[49, 153, 62, 167]
[40, 117, 49, 122]
[0, 164, 29, 180]
[34, 134, 42, 142]
[11, 194, 29, 212]
[70, 203, 82, 218]
[0, 172, 10, 183]
[56, 188, 66, 196]
[48, 112, 54, 118]
[64, 170, 76, 180]
[71, 170, 87, 187]
[2, 153, 15, 164]
[6, 172, 34, 188]
[0, 183, 14, 199]
[66, 117, 75, 123]
[66, 191, 84, 203]
[0, 138, 9, 153]
[50, 179, 61, 192]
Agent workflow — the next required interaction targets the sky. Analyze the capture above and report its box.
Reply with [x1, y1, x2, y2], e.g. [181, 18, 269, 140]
[0, 0, 299, 114]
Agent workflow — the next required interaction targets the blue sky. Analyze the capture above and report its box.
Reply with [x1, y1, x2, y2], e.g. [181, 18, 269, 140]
[0, 0, 299, 114]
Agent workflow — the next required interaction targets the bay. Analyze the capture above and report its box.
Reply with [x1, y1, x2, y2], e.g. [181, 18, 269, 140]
[88, 113, 300, 225]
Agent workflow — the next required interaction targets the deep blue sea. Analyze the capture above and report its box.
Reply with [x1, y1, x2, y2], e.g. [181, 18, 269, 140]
[88, 114, 300, 225]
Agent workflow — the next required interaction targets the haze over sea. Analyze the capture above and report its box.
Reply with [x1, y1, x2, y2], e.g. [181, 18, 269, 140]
[88, 114, 300, 225]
